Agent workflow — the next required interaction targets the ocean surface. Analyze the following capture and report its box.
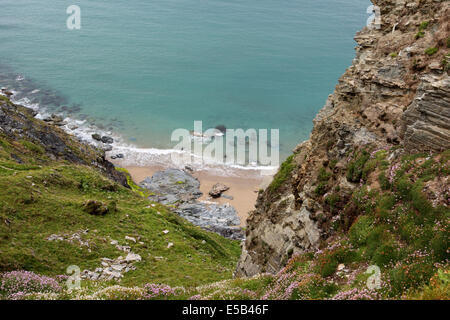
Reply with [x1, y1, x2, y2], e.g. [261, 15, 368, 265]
[0, 0, 370, 174]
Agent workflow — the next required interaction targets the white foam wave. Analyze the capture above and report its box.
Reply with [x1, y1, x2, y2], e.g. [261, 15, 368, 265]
[5, 85, 278, 178]
[109, 145, 278, 178]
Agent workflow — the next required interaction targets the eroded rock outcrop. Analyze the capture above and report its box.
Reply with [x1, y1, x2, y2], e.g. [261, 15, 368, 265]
[0, 96, 129, 187]
[401, 74, 450, 151]
[140, 169, 244, 239]
[140, 169, 202, 205]
[236, 195, 320, 276]
[236, 0, 449, 277]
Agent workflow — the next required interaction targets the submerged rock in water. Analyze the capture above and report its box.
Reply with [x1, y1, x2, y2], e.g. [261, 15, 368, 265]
[1, 89, 13, 97]
[42, 114, 66, 126]
[101, 136, 114, 144]
[215, 124, 226, 134]
[140, 169, 243, 239]
[102, 144, 113, 152]
[111, 153, 124, 160]
[92, 134, 113, 144]
[92, 133, 102, 141]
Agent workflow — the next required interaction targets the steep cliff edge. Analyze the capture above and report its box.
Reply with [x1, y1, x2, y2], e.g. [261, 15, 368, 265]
[237, 0, 449, 277]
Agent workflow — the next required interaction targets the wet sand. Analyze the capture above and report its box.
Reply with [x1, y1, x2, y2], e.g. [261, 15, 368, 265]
[123, 165, 272, 226]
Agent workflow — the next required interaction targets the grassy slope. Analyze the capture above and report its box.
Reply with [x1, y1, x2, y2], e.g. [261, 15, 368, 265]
[0, 163, 240, 288]
[0, 102, 241, 289]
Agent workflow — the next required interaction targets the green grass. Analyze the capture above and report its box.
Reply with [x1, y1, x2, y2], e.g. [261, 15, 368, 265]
[318, 167, 332, 182]
[0, 163, 241, 288]
[346, 150, 370, 183]
[0, 95, 11, 103]
[325, 193, 340, 213]
[424, 47, 438, 56]
[314, 167, 332, 196]
[268, 154, 295, 192]
[415, 21, 428, 39]
[419, 21, 429, 31]
[114, 167, 151, 197]
[415, 31, 425, 39]
[20, 140, 45, 155]
[349, 215, 375, 246]
[291, 149, 449, 299]
[378, 172, 391, 190]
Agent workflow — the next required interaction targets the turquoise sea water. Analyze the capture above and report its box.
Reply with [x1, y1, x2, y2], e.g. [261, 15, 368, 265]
[0, 0, 370, 167]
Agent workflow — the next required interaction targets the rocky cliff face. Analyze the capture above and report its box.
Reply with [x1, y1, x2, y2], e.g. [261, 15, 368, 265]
[236, 0, 449, 277]
[0, 96, 129, 187]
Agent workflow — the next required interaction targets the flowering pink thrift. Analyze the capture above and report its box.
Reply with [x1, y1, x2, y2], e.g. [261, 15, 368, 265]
[0, 270, 61, 299]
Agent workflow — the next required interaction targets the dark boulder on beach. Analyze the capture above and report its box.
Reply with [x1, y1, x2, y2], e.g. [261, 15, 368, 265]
[208, 183, 230, 198]
[110, 153, 124, 160]
[139, 169, 243, 239]
[92, 133, 102, 141]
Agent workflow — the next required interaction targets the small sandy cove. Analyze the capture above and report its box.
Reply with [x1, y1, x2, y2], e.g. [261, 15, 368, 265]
[124, 166, 272, 226]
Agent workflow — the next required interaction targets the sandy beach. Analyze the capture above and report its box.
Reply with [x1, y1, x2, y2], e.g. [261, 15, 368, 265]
[123, 165, 272, 226]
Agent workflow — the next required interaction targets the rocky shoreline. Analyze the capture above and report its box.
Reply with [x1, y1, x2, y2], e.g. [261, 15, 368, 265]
[0, 93, 129, 187]
[0, 90, 245, 240]
[140, 168, 244, 240]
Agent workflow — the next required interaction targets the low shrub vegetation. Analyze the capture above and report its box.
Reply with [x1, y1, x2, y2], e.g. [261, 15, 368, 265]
[268, 155, 295, 192]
